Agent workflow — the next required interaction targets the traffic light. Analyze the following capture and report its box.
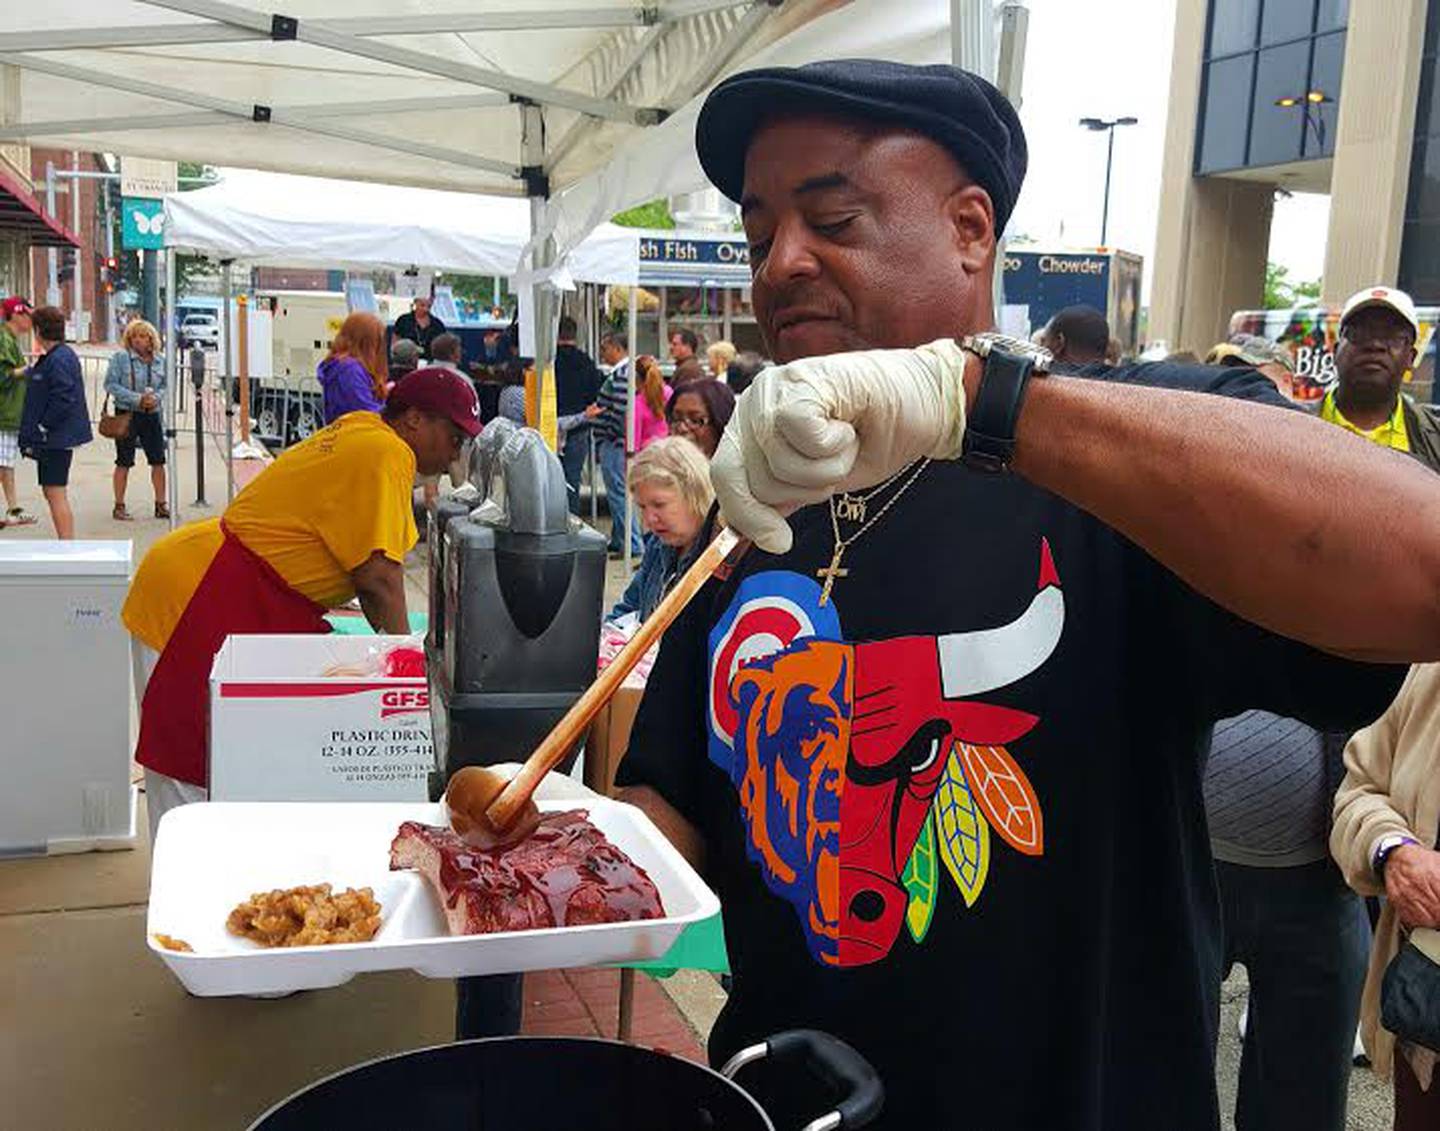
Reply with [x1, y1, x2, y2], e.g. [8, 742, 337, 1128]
[101, 255, 119, 294]
[57, 247, 76, 284]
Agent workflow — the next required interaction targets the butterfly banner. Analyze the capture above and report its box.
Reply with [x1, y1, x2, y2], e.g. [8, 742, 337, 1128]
[122, 197, 166, 250]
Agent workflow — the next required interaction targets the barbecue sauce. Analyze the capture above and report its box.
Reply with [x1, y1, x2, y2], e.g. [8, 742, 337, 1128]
[405, 810, 662, 928]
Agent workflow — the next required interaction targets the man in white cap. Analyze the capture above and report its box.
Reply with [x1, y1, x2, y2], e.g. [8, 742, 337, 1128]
[1324, 286, 1440, 472]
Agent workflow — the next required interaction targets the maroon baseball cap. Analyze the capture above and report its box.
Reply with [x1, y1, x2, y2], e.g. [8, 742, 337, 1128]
[388, 366, 482, 437]
[1, 297, 33, 320]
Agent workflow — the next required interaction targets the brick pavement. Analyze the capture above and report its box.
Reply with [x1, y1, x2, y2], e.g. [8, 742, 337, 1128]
[522, 968, 707, 1062]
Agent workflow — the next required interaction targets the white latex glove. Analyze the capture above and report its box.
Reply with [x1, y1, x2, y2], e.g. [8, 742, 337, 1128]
[712, 338, 970, 553]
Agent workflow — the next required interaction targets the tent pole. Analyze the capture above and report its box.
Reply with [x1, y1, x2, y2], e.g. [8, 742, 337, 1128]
[221, 261, 235, 503]
[522, 101, 559, 452]
[164, 247, 179, 530]
[951, 0, 1008, 326]
[624, 285, 638, 574]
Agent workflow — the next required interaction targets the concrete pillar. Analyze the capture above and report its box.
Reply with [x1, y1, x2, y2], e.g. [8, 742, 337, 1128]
[1179, 179, 1275, 350]
[1148, 0, 1209, 353]
[1321, 0, 1428, 302]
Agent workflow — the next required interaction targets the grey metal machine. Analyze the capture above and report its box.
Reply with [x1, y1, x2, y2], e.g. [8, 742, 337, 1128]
[425, 420, 608, 797]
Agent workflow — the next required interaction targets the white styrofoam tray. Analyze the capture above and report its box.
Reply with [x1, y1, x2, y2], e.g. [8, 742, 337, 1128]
[146, 796, 719, 997]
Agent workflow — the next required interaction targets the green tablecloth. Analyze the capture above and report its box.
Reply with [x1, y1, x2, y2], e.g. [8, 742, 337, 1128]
[622, 911, 729, 975]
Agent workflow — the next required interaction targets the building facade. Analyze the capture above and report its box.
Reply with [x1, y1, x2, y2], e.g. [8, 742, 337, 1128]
[28, 148, 112, 342]
[1151, 0, 1440, 352]
[0, 68, 82, 312]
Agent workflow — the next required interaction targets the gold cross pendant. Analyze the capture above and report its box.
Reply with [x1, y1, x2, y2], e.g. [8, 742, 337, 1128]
[816, 545, 848, 606]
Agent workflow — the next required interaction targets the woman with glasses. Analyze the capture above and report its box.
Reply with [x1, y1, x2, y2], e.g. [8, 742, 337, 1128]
[666, 378, 736, 459]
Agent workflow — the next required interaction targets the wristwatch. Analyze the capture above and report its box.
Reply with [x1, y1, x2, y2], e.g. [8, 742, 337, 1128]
[958, 332, 1053, 472]
[1374, 832, 1420, 877]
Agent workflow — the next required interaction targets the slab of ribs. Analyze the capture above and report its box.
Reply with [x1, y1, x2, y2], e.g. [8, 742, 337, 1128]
[389, 809, 664, 934]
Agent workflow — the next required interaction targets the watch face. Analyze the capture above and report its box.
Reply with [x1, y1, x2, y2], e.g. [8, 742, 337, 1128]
[966, 332, 1053, 372]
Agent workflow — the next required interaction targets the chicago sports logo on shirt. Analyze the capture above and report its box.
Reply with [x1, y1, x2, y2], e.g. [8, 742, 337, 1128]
[708, 543, 1065, 967]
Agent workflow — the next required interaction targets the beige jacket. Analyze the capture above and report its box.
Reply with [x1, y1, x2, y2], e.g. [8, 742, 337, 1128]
[1331, 663, 1440, 1089]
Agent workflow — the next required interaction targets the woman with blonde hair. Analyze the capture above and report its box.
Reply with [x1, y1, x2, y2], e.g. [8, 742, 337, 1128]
[633, 354, 672, 451]
[318, 311, 387, 423]
[707, 339, 737, 379]
[105, 317, 168, 520]
[606, 436, 714, 623]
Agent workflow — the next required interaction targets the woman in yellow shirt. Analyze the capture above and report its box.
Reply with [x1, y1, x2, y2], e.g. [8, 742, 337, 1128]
[125, 368, 480, 837]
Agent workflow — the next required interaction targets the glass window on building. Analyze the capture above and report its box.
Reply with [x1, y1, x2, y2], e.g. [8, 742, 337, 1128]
[1407, 137, 1440, 222]
[1261, 0, 1316, 45]
[1400, 0, 1440, 303]
[1249, 41, 1311, 166]
[1400, 220, 1440, 304]
[1198, 54, 1255, 172]
[1210, 0, 1261, 55]
[1306, 30, 1346, 158]
[1315, 0, 1349, 33]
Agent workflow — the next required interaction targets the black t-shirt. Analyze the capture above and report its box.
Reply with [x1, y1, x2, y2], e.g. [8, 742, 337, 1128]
[392, 312, 446, 358]
[616, 362, 1403, 1131]
[555, 342, 603, 417]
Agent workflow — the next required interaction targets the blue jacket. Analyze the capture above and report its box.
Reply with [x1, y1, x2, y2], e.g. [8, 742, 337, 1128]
[104, 348, 166, 421]
[20, 342, 93, 451]
[608, 536, 676, 623]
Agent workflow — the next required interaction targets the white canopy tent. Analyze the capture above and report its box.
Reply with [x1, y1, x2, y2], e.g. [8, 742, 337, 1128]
[0, 0, 1005, 544]
[1, 1, 971, 265]
[0, 0, 850, 199]
[163, 168, 640, 284]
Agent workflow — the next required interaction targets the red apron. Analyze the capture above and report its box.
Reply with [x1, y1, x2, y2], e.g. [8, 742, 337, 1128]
[136, 523, 330, 786]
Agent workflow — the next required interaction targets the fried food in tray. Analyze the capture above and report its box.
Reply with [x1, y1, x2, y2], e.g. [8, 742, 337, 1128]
[226, 883, 382, 947]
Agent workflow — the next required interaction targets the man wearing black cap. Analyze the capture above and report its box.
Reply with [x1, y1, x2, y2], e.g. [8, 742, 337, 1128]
[614, 60, 1440, 1130]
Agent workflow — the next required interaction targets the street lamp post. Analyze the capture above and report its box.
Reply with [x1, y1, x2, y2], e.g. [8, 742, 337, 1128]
[1079, 116, 1137, 246]
[1274, 90, 1334, 152]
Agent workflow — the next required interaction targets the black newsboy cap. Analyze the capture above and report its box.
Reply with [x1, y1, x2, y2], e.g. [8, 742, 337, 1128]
[696, 58, 1028, 236]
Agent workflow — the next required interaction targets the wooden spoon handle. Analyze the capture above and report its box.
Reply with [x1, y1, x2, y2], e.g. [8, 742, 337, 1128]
[486, 526, 742, 830]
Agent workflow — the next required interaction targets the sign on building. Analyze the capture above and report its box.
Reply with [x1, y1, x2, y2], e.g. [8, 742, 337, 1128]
[120, 157, 178, 199]
[121, 197, 165, 250]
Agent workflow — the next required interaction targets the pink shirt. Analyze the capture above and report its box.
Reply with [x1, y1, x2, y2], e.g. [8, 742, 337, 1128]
[633, 383, 672, 451]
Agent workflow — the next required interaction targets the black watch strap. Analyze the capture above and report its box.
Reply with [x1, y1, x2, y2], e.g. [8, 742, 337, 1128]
[962, 349, 1036, 472]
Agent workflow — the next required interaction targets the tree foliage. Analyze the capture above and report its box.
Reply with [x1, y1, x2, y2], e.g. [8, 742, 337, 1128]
[1264, 262, 1321, 310]
[611, 199, 675, 229]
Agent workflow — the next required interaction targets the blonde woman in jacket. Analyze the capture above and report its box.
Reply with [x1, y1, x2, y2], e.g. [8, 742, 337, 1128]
[1332, 662, 1440, 1130]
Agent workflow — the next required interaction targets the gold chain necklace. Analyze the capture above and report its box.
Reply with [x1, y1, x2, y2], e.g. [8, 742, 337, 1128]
[832, 460, 920, 523]
[817, 458, 930, 606]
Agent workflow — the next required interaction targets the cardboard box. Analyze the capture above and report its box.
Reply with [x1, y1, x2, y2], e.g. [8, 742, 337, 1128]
[209, 635, 433, 802]
[583, 684, 645, 798]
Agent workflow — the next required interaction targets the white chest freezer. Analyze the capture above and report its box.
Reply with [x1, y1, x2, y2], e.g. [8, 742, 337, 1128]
[0, 540, 137, 855]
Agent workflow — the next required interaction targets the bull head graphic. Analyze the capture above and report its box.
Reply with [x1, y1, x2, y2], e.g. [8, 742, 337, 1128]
[726, 542, 1064, 966]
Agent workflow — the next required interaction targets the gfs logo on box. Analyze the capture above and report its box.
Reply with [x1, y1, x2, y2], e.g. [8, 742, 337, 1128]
[380, 688, 429, 719]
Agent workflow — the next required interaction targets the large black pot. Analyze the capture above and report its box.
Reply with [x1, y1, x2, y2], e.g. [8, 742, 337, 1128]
[249, 1030, 882, 1131]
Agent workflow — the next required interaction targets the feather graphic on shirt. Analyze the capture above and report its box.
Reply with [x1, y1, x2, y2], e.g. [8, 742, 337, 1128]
[901, 812, 938, 942]
[934, 748, 991, 908]
[956, 742, 1044, 857]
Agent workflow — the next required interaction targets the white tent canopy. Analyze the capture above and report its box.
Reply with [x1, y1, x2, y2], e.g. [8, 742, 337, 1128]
[0, 0, 848, 201]
[163, 168, 640, 283]
[542, 0, 950, 261]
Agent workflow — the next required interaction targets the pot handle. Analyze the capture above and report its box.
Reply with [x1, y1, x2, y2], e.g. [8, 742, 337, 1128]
[720, 1028, 884, 1131]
